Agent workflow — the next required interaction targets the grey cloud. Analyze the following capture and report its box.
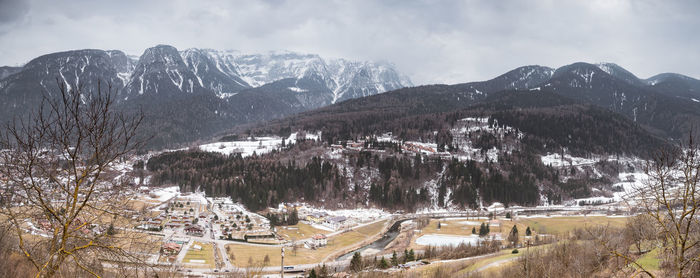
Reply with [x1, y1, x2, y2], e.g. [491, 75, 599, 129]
[0, 0, 699, 84]
[0, 0, 29, 23]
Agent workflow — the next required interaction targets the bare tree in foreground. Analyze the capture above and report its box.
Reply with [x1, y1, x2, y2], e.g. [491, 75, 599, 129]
[612, 134, 700, 277]
[0, 80, 146, 277]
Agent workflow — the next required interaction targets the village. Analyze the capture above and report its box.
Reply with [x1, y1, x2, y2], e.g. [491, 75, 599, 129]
[29, 185, 390, 274]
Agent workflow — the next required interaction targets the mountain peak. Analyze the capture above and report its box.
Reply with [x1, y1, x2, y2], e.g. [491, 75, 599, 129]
[487, 65, 554, 90]
[125, 44, 208, 97]
[646, 72, 699, 85]
[645, 72, 700, 100]
[140, 45, 181, 63]
[594, 62, 644, 86]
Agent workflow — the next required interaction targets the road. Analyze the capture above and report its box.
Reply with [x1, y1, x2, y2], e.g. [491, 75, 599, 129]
[142, 211, 486, 275]
[475, 256, 519, 272]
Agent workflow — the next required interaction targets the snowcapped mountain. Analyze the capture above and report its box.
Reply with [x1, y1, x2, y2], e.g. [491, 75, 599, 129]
[0, 49, 132, 95]
[445, 65, 554, 102]
[0, 45, 412, 104]
[5, 45, 700, 148]
[0, 49, 133, 122]
[231, 50, 327, 88]
[180, 49, 249, 98]
[124, 45, 212, 98]
[475, 65, 554, 91]
[0, 45, 413, 148]
[177, 49, 413, 104]
[541, 62, 700, 139]
[595, 62, 646, 87]
[645, 72, 700, 101]
[326, 59, 413, 103]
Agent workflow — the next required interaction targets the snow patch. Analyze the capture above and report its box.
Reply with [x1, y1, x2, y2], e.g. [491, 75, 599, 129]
[416, 234, 488, 247]
[198, 131, 321, 157]
[288, 87, 308, 93]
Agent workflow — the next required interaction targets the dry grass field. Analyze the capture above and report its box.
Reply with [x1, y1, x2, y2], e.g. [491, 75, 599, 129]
[515, 215, 628, 236]
[225, 220, 387, 267]
[183, 241, 216, 268]
[276, 222, 328, 240]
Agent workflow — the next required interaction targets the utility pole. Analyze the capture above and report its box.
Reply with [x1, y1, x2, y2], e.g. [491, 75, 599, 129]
[526, 239, 530, 278]
[281, 247, 284, 278]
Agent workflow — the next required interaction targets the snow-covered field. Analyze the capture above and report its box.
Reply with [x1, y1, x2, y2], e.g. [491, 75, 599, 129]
[301, 206, 391, 227]
[573, 171, 650, 204]
[198, 131, 321, 157]
[179, 192, 208, 205]
[458, 221, 482, 225]
[326, 208, 389, 220]
[540, 153, 597, 168]
[146, 186, 180, 202]
[208, 196, 269, 224]
[416, 234, 483, 247]
[143, 186, 210, 210]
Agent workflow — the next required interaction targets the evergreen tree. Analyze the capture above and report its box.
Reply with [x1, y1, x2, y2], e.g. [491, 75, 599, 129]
[391, 251, 398, 266]
[379, 257, 389, 269]
[505, 212, 511, 219]
[508, 225, 519, 247]
[350, 252, 362, 272]
[526, 226, 532, 236]
[308, 269, 317, 278]
[408, 249, 415, 261]
[437, 221, 441, 229]
[107, 223, 115, 236]
[403, 249, 409, 263]
[289, 208, 299, 225]
[472, 227, 477, 234]
[478, 222, 487, 236]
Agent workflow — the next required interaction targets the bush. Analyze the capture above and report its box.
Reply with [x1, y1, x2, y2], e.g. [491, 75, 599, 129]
[512, 249, 519, 254]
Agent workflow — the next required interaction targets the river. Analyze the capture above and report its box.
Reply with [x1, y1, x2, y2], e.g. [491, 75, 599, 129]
[336, 219, 407, 261]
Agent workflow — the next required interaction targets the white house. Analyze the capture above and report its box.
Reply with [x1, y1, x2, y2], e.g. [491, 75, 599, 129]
[312, 234, 327, 247]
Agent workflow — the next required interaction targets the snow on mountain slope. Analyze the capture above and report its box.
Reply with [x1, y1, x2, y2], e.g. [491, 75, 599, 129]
[450, 117, 523, 163]
[167, 48, 412, 103]
[180, 49, 250, 98]
[498, 65, 554, 90]
[645, 72, 700, 100]
[125, 45, 210, 98]
[329, 59, 412, 103]
[227, 51, 413, 103]
[0, 49, 131, 98]
[232, 51, 327, 88]
[106, 50, 137, 87]
[1, 45, 412, 106]
[595, 62, 645, 86]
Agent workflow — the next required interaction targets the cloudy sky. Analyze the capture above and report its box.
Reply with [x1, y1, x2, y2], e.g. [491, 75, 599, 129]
[0, 0, 698, 84]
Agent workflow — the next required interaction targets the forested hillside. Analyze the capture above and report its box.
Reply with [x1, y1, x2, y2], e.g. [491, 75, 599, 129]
[251, 90, 670, 158]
